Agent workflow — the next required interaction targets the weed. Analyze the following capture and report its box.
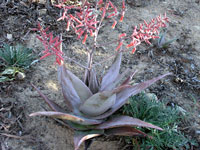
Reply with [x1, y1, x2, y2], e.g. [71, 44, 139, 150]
[0, 44, 36, 82]
[0, 44, 35, 68]
[122, 93, 198, 150]
[157, 28, 177, 49]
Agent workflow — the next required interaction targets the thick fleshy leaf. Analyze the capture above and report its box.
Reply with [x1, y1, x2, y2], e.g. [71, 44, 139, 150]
[100, 52, 122, 91]
[66, 67, 93, 101]
[96, 116, 163, 131]
[80, 91, 116, 117]
[31, 84, 66, 113]
[120, 70, 137, 86]
[60, 65, 92, 102]
[74, 130, 103, 150]
[58, 66, 81, 112]
[29, 111, 103, 125]
[105, 127, 151, 138]
[66, 121, 95, 131]
[88, 68, 99, 94]
[106, 68, 131, 91]
[91, 73, 171, 119]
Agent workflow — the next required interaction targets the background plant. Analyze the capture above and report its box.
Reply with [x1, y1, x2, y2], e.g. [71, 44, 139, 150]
[0, 44, 36, 82]
[157, 28, 177, 49]
[0, 44, 35, 68]
[122, 93, 198, 150]
[30, 1, 171, 150]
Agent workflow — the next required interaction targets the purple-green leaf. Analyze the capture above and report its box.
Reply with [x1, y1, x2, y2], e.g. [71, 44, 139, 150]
[88, 68, 99, 94]
[91, 73, 172, 119]
[29, 111, 103, 125]
[74, 130, 103, 150]
[31, 84, 66, 113]
[58, 65, 93, 113]
[105, 127, 152, 138]
[58, 65, 81, 112]
[80, 91, 116, 117]
[120, 70, 137, 86]
[95, 115, 163, 131]
[106, 68, 131, 91]
[66, 67, 93, 101]
[100, 52, 122, 91]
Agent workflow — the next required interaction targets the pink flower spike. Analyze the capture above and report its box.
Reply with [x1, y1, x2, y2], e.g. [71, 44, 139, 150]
[82, 33, 88, 44]
[69, 14, 82, 24]
[144, 20, 148, 27]
[56, 57, 62, 65]
[40, 52, 51, 60]
[102, 7, 106, 19]
[145, 39, 152, 45]
[89, 29, 94, 37]
[36, 36, 43, 42]
[131, 47, 136, 54]
[107, 13, 116, 18]
[152, 35, 159, 39]
[120, 11, 125, 22]
[54, 41, 62, 48]
[119, 33, 126, 38]
[98, 0, 103, 5]
[55, 53, 64, 61]
[122, 0, 125, 9]
[126, 42, 135, 48]
[112, 20, 117, 29]
[77, 30, 84, 39]
[106, 2, 110, 9]
[115, 42, 123, 51]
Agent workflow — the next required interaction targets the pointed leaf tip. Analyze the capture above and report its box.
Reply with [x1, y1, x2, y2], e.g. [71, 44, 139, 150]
[74, 131, 103, 150]
[96, 116, 163, 131]
[31, 84, 66, 113]
[91, 72, 172, 119]
[80, 92, 116, 117]
[100, 52, 122, 91]
[29, 111, 103, 125]
[105, 127, 152, 138]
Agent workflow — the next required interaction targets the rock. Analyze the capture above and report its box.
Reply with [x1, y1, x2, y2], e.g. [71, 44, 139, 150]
[16, 72, 26, 80]
[145, 93, 158, 101]
[7, 34, 13, 40]
[39, 9, 47, 16]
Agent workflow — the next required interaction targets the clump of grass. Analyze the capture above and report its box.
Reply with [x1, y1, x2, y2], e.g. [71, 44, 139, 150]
[122, 93, 198, 150]
[0, 44, 35, 68]
[157, 28, 177, 49]
[0, 44, 36, 82]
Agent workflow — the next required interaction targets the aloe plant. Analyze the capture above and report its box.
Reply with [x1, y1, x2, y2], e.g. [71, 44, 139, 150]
[30, 52, 171, 150]
[0, 44, 35, 68]
[29, 1, 171, 149]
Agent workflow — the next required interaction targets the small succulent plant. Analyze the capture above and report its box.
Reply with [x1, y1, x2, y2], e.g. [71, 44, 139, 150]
[0, 44, 35, 68]
[30, 52, 171, 150]
[157, 29, 177, 48]
[0, 44, 36, 82]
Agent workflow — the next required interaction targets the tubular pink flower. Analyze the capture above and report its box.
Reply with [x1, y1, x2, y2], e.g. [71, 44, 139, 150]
[126, 14, 168, 53]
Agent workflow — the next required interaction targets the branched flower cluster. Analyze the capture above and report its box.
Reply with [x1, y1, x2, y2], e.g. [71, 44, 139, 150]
[117, 13, 169, 53]
[55, 0, 124, 44]
[32, 23, 64, 65]
[34, 0, 168, 64]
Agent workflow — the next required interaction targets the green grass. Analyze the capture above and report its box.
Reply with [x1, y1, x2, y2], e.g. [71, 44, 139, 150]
[0, 44, 36, 82]
[122, 93, 198, 150]
[0, 44, 35, 68]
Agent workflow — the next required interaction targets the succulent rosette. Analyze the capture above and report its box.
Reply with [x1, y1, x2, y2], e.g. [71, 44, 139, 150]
[30, 52, 171, 150]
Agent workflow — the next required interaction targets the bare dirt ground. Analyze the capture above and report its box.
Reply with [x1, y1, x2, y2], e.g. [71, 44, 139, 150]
[0, 0, 200, 149]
